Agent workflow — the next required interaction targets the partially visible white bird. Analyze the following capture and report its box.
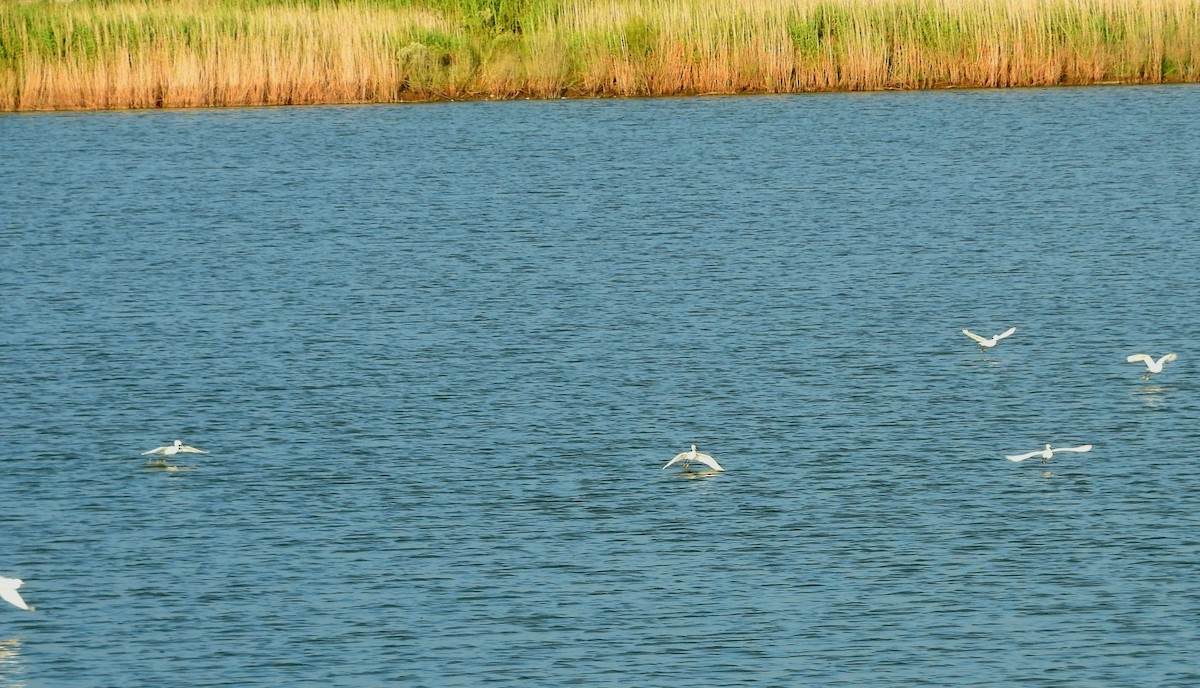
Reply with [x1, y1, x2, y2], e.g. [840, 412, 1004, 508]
[0, 577, 32, 611]
[1126, 352, 1177, 381]
[963, 326, 1017, 350]
[1005, 443, 1093, 463]
[142, 439, 207, 458]
[663, 444, 725, 472]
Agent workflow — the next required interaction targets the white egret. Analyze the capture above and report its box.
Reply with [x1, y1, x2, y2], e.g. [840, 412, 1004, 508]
[142, 440, 207, 465]
[962, 326, 1017, 350]
[663, 444, 724, 472]
[0, 577, 32, 611]
[1126, 352, 1177, 381]
[142, 439, 207, 458]
[1005, 443, 1092, 463]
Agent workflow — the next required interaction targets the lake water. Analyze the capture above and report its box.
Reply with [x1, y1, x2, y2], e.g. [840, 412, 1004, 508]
[2, 85, 1199, 686]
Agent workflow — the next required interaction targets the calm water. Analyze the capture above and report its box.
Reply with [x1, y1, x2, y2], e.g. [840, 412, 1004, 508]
[2, 85, 1200, 686]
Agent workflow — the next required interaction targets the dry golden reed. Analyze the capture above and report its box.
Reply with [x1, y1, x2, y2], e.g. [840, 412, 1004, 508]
[2, 0, 1198, 111]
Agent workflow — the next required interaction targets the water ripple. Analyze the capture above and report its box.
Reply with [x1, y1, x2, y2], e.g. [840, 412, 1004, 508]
[2, 86, 1199, 686]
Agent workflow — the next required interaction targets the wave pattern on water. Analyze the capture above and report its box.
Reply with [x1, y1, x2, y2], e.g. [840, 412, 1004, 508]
[1, 86, 1200, 686]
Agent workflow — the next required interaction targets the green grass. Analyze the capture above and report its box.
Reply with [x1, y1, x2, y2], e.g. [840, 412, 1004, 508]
[1, 0, 1198, 110]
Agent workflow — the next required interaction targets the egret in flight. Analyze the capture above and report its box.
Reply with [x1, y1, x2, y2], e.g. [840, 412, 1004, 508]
[663, 444, 725, 472]
[142, 439, 207, 465]
[0, 577, 32, 611]
[1005, 443, 1092, 463]
[962, 327, 1017, 350]
[1126, 352, 1177, 381]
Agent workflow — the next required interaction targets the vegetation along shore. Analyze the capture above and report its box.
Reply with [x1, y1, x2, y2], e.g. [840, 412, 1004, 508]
[2, 0, 1199, 111]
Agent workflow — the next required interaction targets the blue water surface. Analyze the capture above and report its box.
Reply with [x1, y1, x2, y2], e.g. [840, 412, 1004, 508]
[1, 85, 1199, 686]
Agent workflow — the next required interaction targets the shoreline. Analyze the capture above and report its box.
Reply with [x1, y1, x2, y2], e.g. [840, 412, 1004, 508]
[6, 80, 1192, 116]
[3, 0, 1198, 113]
[5, 77, 1193, 111]
[5, 81, 1193, 119]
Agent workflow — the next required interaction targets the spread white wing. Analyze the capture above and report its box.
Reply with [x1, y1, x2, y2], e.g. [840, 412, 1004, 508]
[0, 580, 31, 611]
[692, 453, 725, 471]
[962, 329, 988, 344]
[1056, 444, 1093, 453]
[1158, 353, 1178, 365]
[141, 446, 171, 455]
[1005, 450, 1041, 462]
[995, 326, 1016, 340]
[178, 445, 208, 454]
[1126, 353, 1153, 366]
[663, 452, 689, 470]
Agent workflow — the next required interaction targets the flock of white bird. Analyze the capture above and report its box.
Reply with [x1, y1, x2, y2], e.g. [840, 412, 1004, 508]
[3, 336, 1180, 612]
[662, 327, 1178, 477]
[4, 439, 207, 612]
[963, 328, 1176, 465]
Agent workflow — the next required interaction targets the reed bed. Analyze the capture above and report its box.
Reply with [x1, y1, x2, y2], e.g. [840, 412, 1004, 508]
[2, 0, 1198, 110]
